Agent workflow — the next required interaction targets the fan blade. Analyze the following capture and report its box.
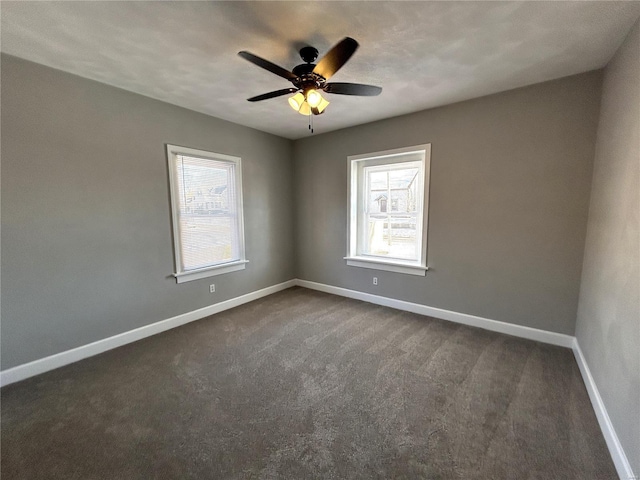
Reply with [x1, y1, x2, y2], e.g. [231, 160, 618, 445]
[324, 82, 382, 96]
[313, 37, 359, 80]
[238, 51, 298, 82]
[247, 88, 298, 102]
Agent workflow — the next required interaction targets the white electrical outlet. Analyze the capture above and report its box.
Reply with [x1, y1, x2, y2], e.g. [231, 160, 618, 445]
[209, 284, 216, 293]
[373, 277, 378, 285]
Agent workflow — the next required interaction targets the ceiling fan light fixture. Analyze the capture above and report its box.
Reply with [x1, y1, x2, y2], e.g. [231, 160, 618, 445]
[305, 89, 322, 108]
[288, 92, 305, 111]
[240, 37, 381, 125]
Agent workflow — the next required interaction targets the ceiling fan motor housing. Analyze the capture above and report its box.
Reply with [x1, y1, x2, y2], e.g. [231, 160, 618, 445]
[293, 47, 326, 93]
[292, 65, 326, 92]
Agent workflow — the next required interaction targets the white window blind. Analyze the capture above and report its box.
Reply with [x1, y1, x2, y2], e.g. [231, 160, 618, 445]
[167, 145, 246, 283]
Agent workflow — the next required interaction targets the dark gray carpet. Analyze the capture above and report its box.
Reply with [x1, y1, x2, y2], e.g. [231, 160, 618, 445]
[1, 287, 616, 479]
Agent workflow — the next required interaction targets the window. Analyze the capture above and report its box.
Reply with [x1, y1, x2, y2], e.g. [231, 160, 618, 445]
[346, 144, 431, 276]
[166, 144, 247, 283]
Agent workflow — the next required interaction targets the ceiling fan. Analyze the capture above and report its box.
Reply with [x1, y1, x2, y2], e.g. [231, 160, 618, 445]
[238, 37, 382, 116]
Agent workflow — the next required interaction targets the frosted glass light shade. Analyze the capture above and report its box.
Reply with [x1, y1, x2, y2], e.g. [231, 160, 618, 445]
[288, 92, 305, 111]
[298, 101, 311, 115]
[316, 97, 330, 113]
[306, 89, 322, 108]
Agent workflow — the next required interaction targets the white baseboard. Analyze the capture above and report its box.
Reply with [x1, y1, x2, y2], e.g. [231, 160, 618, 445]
[0, 279, 297, 387]
[0, 278, 572, 387]
[572, 340, 635, 480]
[295, 279, 574, 348]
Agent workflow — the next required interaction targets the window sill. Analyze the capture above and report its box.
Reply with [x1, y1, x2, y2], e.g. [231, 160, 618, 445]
[173, 260, 248, 284]
[344, 257, 428, 276]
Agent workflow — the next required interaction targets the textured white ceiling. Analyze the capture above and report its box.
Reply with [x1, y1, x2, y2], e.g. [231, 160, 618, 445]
[2, 1, 639, 139]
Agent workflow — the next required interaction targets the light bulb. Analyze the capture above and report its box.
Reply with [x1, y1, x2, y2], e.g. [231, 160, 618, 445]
[306, 89, 322, 108]
[288, 92, 305, 111]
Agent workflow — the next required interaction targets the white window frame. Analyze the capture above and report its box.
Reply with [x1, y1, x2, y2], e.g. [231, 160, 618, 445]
[345, 144, 431, 276]
[166, 144, 247, 284]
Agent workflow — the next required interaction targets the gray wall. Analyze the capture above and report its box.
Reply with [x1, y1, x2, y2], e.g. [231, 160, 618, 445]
[576, 21, 640, 475]
[0, 54, 606, 369]
[293, 71, 602, 335]
[1, 55, 295, 369]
